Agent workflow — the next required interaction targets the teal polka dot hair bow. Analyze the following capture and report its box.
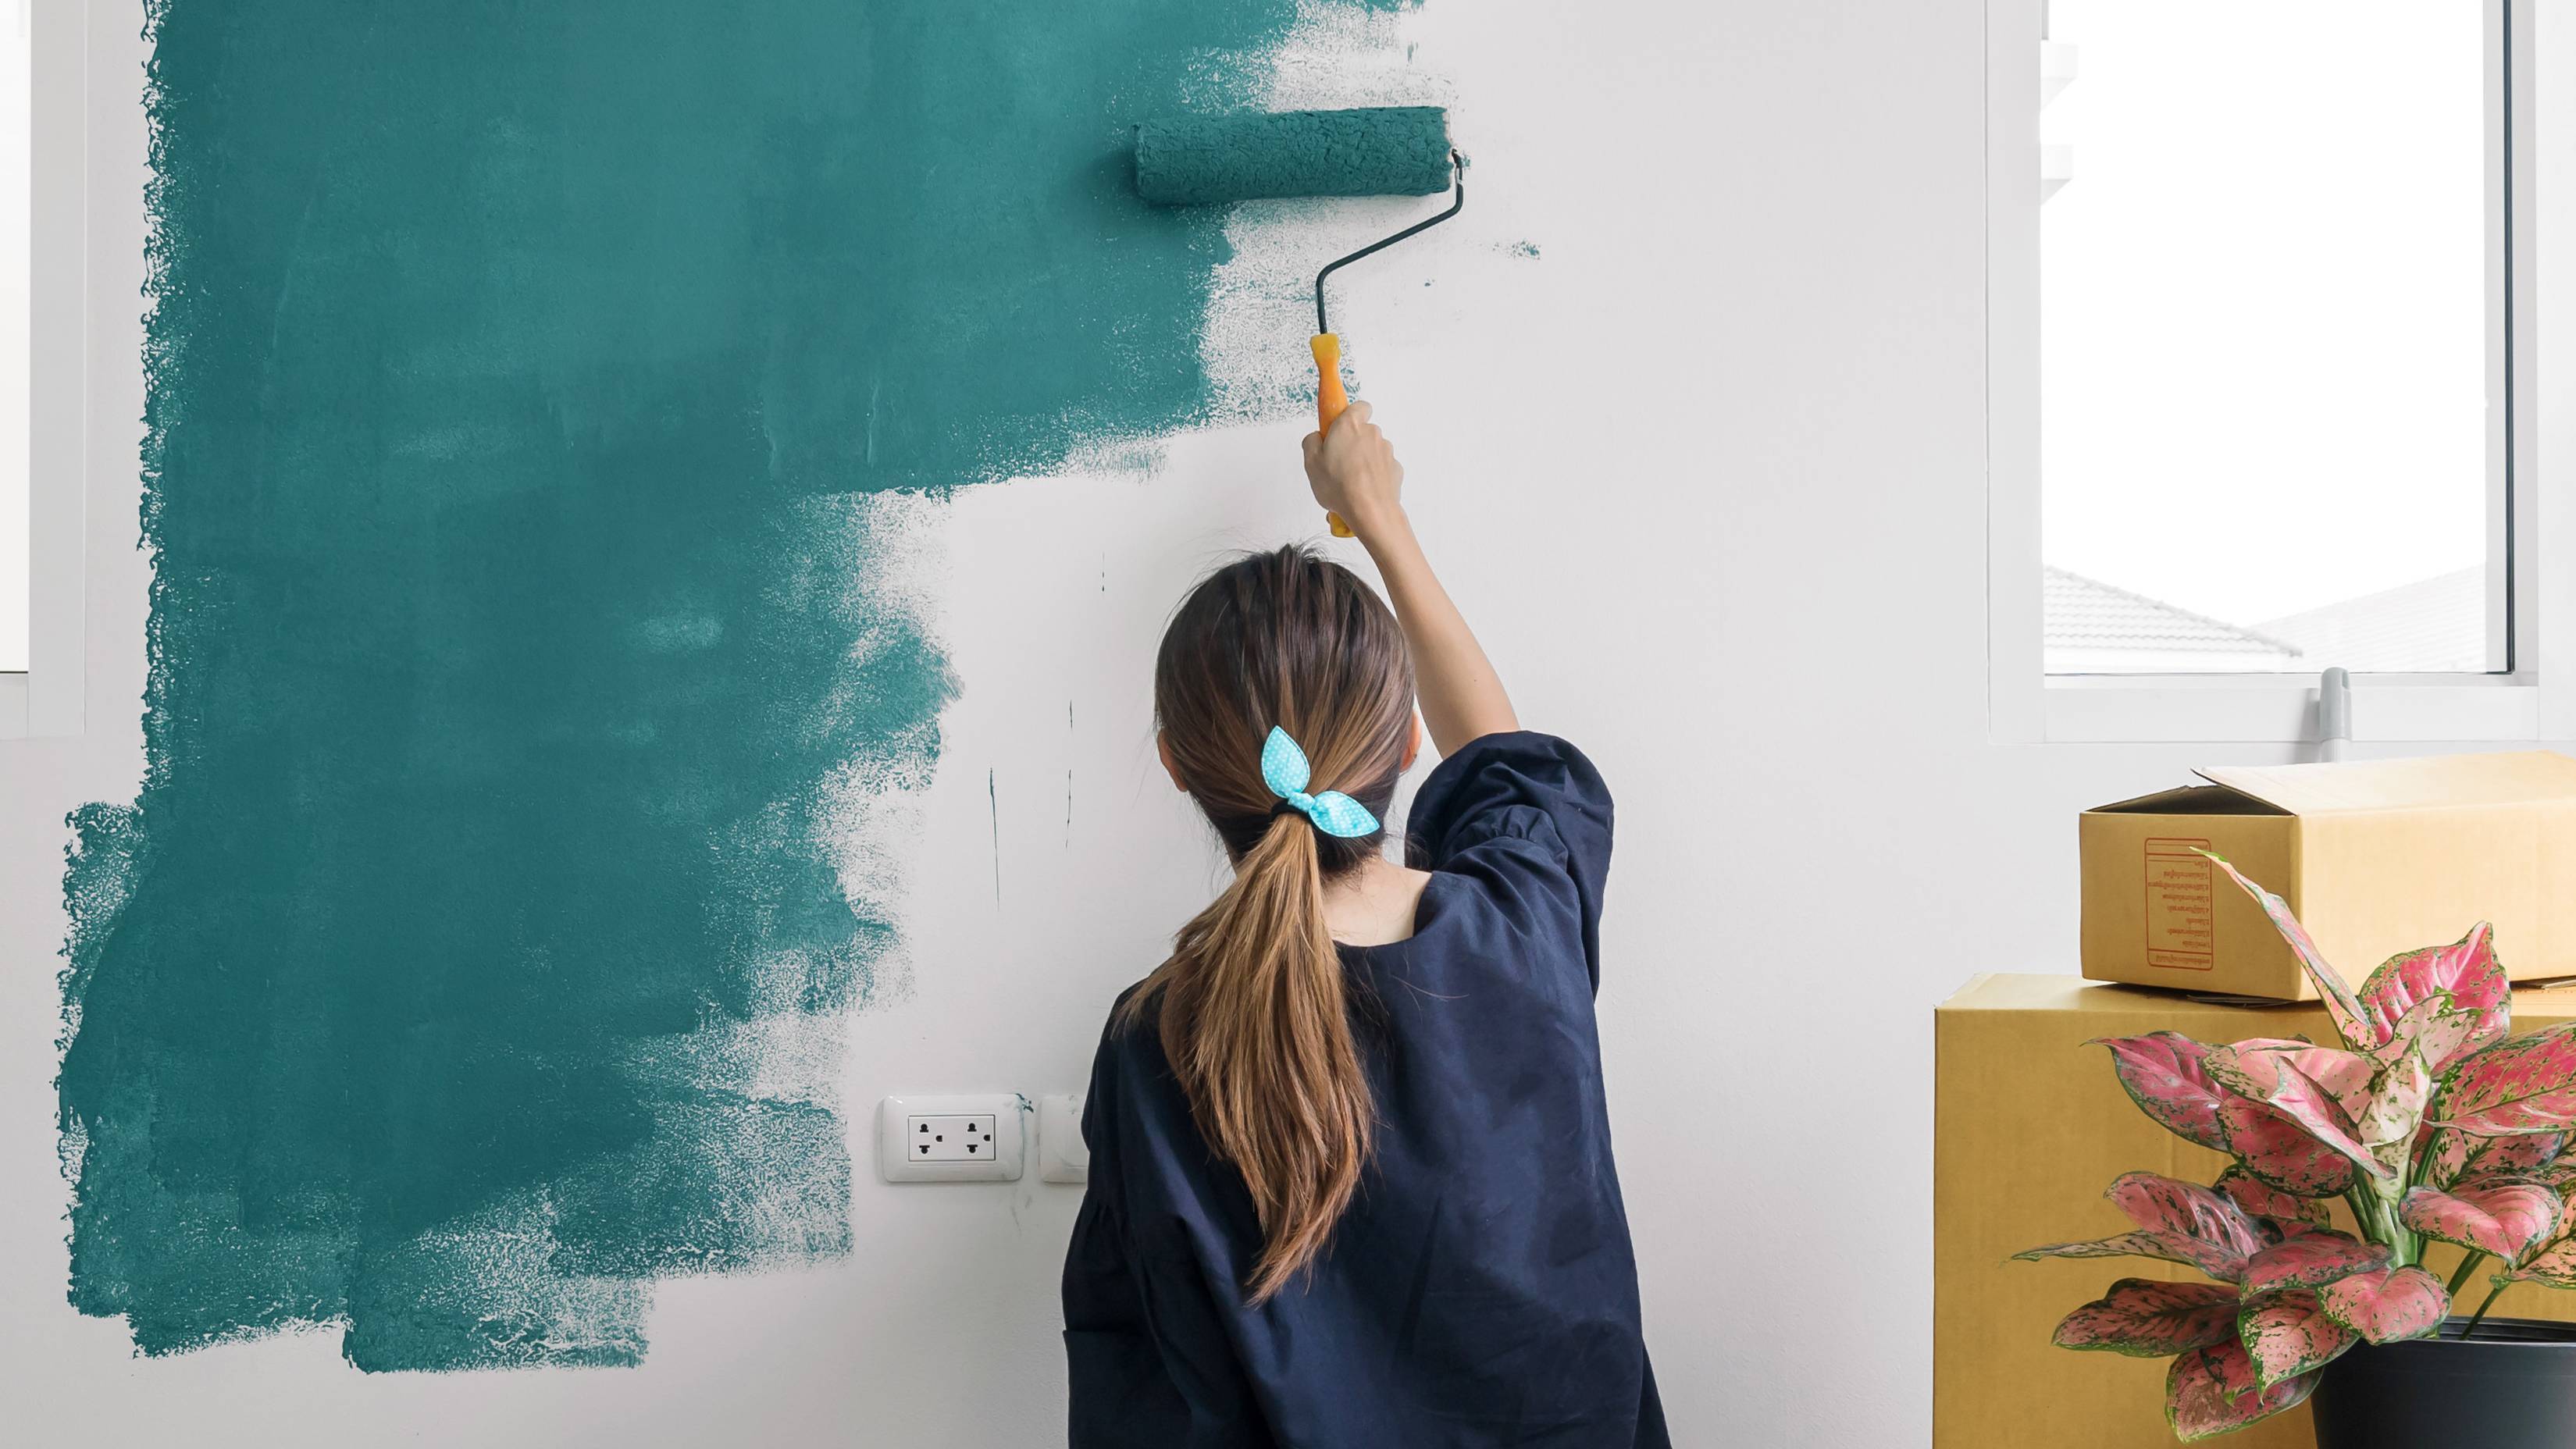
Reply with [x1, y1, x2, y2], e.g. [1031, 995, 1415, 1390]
[1260, 726, 1381, 839]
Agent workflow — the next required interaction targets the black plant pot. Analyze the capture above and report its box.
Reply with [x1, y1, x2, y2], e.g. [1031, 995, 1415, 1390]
[2312, 1317, 2576, 1448]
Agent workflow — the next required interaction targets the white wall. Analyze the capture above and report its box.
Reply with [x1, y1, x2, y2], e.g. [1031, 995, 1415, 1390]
[5, 1, 2566, 1444]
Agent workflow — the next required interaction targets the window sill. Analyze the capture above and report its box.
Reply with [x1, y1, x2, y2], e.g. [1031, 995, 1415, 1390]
[2036, 673, 2542, 745]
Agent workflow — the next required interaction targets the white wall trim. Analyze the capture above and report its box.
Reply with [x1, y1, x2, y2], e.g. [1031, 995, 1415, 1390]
[7, 0, 92, 738]
[2536, 0, 2575, 739]
[2040, 675, 2542, 746]
[1986, 0, 2564, 746]
[1984, 0, 2046, 744]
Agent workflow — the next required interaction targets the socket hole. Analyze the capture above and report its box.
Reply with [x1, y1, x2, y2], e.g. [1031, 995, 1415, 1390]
[967, 1144, 979, 1154]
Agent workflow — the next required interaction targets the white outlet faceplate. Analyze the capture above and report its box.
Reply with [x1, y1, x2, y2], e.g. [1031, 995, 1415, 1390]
[876, 1095, 1024, 1183]
[1037, 1092, 1088, 1184]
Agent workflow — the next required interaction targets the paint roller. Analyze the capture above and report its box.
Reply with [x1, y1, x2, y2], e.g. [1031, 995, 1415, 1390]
[1134, 106, 1464, 536]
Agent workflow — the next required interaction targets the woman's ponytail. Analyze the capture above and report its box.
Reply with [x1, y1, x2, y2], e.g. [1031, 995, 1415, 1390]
[1127, 545, 1413, 1302]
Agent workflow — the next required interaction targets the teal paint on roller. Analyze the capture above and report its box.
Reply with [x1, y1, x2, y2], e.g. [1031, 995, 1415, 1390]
[1131, 103, 1466, 536]
[1134, 106, 1453, 205]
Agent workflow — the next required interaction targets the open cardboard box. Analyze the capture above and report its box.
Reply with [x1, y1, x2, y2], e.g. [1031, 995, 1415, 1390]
[2080, 751, 2576, 1002]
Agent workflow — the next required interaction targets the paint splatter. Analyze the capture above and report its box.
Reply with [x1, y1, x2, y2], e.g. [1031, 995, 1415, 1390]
[1506, 240, 1541, 258]
[59, 0, 1379, 1371]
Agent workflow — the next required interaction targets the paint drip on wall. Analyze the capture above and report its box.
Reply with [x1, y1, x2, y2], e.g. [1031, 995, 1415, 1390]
[58, 0, 1413, 1371]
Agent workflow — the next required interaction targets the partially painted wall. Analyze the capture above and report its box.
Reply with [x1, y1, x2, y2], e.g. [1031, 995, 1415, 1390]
[55, 0, 1378, 1371]
[31, 0, 2567, 1443]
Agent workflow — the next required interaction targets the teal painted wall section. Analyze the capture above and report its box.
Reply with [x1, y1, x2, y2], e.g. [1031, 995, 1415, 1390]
[57, 0, 1331, 1370]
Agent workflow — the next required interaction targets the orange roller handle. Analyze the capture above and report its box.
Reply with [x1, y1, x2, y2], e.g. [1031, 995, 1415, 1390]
[1312, 333, 1355, 538]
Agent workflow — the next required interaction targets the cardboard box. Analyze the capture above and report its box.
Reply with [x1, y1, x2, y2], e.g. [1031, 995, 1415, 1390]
[1934, 974, 2576, 1449]
[2080, 751, 2576, 1001]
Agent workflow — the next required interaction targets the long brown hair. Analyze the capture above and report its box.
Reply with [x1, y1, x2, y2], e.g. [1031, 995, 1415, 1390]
[1122, 544, 1415, 1301]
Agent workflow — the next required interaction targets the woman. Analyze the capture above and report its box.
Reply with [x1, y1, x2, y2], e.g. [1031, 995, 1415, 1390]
[1063, 403, 1665, 1447]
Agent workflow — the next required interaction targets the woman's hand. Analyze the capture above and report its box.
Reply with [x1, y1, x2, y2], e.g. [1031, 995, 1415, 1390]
[1302, 401, 1404, 537]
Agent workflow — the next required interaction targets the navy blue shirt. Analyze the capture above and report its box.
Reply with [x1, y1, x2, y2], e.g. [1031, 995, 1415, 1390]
[1063, 732, 1666, 1447]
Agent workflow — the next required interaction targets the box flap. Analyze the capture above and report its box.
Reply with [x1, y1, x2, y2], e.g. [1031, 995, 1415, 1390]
[2195, 751, 2576, 816]
[2086, 782, 2287, 817]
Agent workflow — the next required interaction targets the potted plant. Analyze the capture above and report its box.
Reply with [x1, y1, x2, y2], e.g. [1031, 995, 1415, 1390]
[2018, 853, 2576, 1444]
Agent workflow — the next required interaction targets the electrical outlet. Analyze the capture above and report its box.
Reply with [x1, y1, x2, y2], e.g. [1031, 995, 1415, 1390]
[875, 1095, 1024, 1183]
[909, 1113, 997, 1162]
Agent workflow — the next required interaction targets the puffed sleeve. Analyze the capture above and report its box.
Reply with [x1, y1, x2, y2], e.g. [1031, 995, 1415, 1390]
[1402, 732, 1613, 992]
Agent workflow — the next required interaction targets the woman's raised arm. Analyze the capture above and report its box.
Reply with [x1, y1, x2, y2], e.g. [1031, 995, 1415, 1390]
[1302, 402, 1517, 757]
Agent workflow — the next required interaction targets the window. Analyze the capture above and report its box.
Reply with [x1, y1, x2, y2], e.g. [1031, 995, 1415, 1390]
[2040, 1, 2503, 677]
[1986, 0, 2566, 744]
[7, 0, 94, 739]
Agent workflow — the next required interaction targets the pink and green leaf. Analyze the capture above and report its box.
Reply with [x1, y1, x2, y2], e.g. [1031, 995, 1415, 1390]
[2206, 1039, 2376, 1118]
[2167, 1343, 2318, 1441]
[2376, 995, 2485, 1077]
[2318, 1266, 2449, 1344]
[2217, 1166, 2329, 1230]
[2204, 853, 2370, 1048]
[2094, 1032, 2237, 1152]
[2432, 1024, 2576, 1136]
[2218, 1095, 2358, 1198]
[2237, 1291, 2356, 1390]
[2400, 1181, 2564, 1262]
[2205, 1045, 2393, 1184]
[2239, 1231, 2389, 1298]
[2503, 1235, 2576, 1288]
[2015, 1231, 2252, 1281]
[2053, 1278, 2240, 1358]
[2422, 1127, 2564, 1191]
[2086, 1030, 2370, 1201]
[2356, 1044, 2434, 1173]
[2357, 924, 2509, 1069]
[2108, 1173, 2264, 1243]
[2018, 1175, 2267, 1283]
